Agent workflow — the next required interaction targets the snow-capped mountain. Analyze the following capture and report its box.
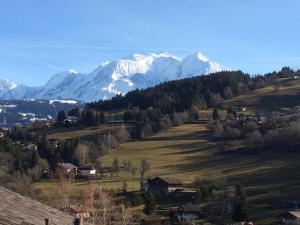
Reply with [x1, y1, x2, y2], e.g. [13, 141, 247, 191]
[0, 79, 17, 92]
[0, 52, 227, 102]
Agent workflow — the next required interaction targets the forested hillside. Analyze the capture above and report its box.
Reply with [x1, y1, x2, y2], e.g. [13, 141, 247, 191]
[87, 68, 294, 112]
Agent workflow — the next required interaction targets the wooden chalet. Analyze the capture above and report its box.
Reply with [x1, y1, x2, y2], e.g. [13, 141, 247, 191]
[148, 176, 183, 194]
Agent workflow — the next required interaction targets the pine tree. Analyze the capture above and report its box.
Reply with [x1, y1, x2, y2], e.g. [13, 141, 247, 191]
[57, 111, 67, 123]
[143, 192, 156, 215]
[212, 108, 219, 121]
[232, 184, 248, 222]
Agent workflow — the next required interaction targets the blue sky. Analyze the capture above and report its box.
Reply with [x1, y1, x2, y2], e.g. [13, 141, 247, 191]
[1, 0, 300, 86]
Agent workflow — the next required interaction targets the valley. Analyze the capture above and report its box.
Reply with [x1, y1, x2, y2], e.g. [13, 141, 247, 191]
[0, 99, 84, 128]
[2, 2, 300, 225]
[3, 69, 300, 225]
[33, 121, 300, 224]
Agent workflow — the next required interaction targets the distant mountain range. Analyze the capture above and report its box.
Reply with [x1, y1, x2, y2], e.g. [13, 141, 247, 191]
[0, 99, 84, 128]
[0, 52, 227, 102]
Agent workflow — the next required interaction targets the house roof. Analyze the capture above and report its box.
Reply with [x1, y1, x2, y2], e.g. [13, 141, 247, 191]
[287, 211, 300, 218]
[58, 163, 78, 170]
[158, 177, 183, 185]
[279, 211, 300, 218]
[0, 186, 75, 225]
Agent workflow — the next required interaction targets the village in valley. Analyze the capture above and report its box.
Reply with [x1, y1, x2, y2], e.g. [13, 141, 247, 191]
[2, 1, 300, 224]
[2, 77, 300, 225]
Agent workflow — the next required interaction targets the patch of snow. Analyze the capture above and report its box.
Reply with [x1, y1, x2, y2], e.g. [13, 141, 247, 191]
[68, 69, 78, 74]
[49, 99, 78, 104]
[18, 112, 36, 117]
[23, 98, 36, 102]
[0, 104, 17, 108]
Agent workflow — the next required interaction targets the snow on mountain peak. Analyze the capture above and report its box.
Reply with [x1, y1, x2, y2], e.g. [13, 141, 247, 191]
[0, 79, 18, 92]
[194, 52, 209, 62]
[68, 69, 78, 75]
[0, 52, 226, 102]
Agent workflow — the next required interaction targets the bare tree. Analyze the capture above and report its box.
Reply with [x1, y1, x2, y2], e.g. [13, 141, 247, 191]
[78, 180, 135, 225]
[81, 181, 113, 225]
[119, 203, 133, 225]
[112, 158, 120, 176]
[56, 171, 74, 212]
[140, 159, 150, 179]
[129, 167, 137, 177]
[96, 159, 105, 179]
[74, 142, 90, 166]
[114, 124, 130, 143]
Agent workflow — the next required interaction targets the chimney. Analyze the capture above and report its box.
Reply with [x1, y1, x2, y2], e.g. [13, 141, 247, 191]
[45, 218, 50, 225]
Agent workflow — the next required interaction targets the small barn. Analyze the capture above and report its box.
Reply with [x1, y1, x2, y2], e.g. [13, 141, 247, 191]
[148, 177, 183, 194]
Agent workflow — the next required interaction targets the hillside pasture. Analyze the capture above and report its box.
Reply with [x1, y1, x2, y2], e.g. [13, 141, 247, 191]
[221, 78, 300, 109]
[33, 122, 300, 224]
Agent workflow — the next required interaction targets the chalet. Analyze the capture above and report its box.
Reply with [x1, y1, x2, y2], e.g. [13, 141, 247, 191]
[148, 177, 183, 194]
[63, 116, 78, 126]
[177, 204, 202, 222]
[44, 121, 53, 128]
[58, 163, 79, 174]
[79, 167, 97, 176]
[0, 131, 5, 138]
[258, 115, 266, 124]
[48, 139, 59, 148]
[241, 106, 247, 112]
[279, 211, 300, 225]
[22, 143, 38, 151]
[289, 75, 299, 80]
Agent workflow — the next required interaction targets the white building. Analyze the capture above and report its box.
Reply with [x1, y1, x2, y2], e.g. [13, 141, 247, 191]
[79, 167, 97, 176]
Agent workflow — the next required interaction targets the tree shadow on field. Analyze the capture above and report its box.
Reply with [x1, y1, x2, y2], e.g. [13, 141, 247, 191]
[259, 92, 300, 109]
[144, 129, 210, 142]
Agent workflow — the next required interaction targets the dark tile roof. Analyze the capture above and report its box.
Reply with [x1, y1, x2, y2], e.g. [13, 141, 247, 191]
[0, 186, 75, 225]
[154, 177, 183, 185]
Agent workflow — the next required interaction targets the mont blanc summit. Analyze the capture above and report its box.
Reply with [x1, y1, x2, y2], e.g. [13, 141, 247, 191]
[0, 52, 226, 102]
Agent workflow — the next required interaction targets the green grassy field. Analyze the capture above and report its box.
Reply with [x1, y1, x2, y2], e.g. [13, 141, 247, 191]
[221, 78, 300, 109]
[33, 121, 300, 224]
[45, 125, 111, 140]
[31, 79, 300, 224]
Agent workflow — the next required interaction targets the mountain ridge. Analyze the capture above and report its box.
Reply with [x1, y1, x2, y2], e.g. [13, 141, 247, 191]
[0, 52, 227, 102]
